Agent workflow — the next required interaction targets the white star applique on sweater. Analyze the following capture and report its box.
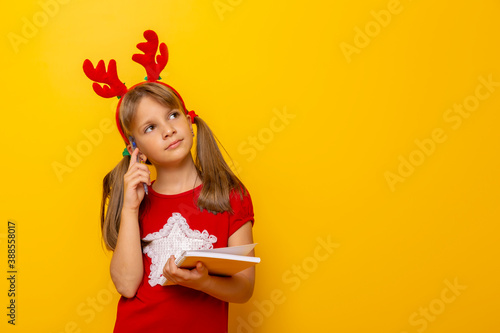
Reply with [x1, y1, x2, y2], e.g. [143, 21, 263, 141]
[142, 213, 217, 287]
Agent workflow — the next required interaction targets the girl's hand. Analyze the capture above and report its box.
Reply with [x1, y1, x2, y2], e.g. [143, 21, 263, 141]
[122, 148, 151, 212]
[162, 255, 210, 291]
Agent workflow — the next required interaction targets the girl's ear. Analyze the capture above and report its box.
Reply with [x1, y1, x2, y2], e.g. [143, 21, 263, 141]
[186, 114, 194, 136]
[139, 152, 148, 163]
[126, 144, 134, 156]
[127, 143, 148, 162]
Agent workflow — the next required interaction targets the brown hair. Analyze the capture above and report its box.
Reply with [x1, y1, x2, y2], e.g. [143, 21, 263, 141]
[100, 82, 246, 251]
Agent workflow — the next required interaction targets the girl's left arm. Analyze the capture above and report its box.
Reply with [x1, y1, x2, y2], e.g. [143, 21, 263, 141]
[163, 221, 255, 303]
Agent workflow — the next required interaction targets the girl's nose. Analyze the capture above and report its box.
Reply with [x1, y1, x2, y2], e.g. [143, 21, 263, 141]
[162, 122, 176, 138]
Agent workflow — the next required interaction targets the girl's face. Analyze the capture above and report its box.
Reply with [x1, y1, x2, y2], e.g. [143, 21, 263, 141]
[129, 96, 194, 167]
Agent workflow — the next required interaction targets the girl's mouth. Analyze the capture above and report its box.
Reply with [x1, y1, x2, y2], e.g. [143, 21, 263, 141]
[166, 140, 182, 150]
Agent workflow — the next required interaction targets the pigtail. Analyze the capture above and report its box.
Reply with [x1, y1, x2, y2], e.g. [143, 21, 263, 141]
[100, 156, 130, 251]
[194, 116, 246, 214]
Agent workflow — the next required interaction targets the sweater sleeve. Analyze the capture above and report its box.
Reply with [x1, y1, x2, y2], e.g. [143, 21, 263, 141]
[228, 189, 254, 236]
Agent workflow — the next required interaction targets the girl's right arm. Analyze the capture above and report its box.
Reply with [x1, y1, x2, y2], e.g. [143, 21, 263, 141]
[110, 148, 151, 298]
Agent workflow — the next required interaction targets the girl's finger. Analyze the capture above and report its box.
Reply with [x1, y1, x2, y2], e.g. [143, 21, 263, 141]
[127, 148, 140, 170]
[168, 255, 177, 273]
[126, 161, 150, 181]
[163, 257, 175, 281]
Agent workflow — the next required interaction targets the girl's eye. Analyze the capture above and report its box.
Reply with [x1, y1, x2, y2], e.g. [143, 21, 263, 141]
[169, 111, 180, 119]
[144, 125, 154, 133]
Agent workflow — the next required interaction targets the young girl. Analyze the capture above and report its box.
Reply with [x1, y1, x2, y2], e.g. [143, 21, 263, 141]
[84, 31, 255, 333]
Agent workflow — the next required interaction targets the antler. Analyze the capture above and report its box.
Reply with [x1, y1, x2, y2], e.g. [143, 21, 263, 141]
[132, 30, 168, 82]
[83, 59, 128, 98]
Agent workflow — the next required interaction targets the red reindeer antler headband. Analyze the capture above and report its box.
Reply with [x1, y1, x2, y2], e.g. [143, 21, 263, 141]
[83, 30, 197, 145]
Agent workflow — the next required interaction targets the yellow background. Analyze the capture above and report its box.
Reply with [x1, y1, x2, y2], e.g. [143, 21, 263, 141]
[1, 0, 499, 332]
